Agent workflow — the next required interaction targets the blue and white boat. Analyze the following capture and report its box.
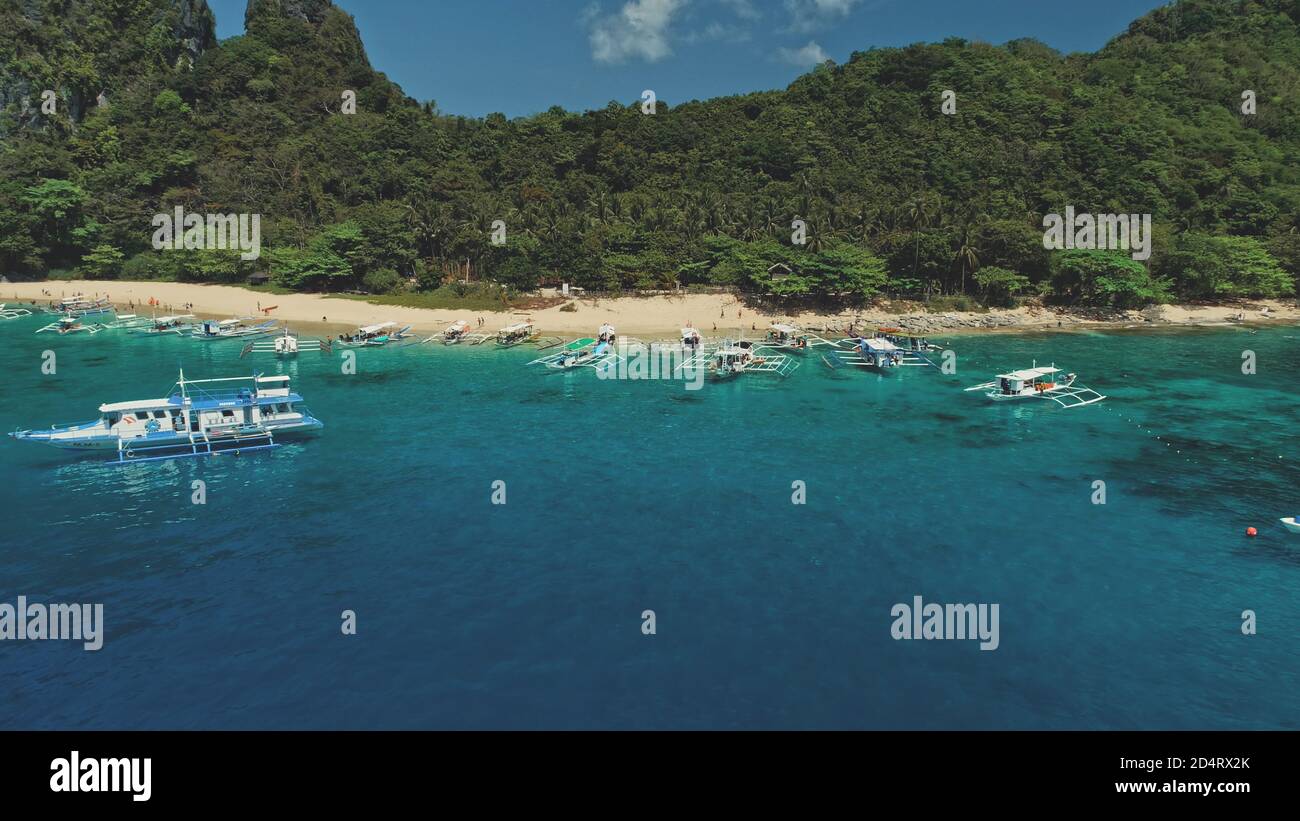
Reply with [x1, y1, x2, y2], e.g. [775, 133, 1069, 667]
[823, 331, 940, 373]
[10, 370, 323, 463]
[191, 317, 278, 340]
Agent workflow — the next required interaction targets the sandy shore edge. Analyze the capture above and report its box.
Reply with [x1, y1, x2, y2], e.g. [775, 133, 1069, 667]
[5, 280, 1297, 339]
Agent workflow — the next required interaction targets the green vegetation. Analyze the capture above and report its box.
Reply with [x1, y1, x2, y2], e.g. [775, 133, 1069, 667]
[343, 282, 513, 312]
[2, 0, 1298, 311]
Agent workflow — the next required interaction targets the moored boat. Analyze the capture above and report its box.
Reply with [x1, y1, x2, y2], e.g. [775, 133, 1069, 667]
[765, 323, 834, 351]
[10, 370, 323, 463]
[41, 296, 113, 319]
[496, 322, 537, 347]
[679, 339, 798, 379]
[964, 364, 1106, 408]
[528, 333, 620, 371]
[35, 315, 109, 335]
[681, 326, 703, 350]
[336, 322, 415, 347]
[241, 327, 331, 358]
[191, 317, 278, 340]
[439, 320, 471, 344]
[133, 314, 196, 335]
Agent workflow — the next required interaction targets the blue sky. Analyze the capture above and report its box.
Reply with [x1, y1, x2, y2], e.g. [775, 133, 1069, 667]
[208, 0, 1169, 117]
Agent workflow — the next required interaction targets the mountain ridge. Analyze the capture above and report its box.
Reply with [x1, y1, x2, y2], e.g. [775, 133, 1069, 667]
[1, 0, 1296, 307]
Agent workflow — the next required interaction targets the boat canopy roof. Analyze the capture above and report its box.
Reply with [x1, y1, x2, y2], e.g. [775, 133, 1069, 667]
[997, 366, 1061, 380]
[863, 337, 899, 351]
[100, 398, 172, 413]
[257, 375, 291, 385]
[501, 322, 532, 333]
[448, 320, 468, 330]
[359, 322, 396, 335]
[770, 323, 798, 334]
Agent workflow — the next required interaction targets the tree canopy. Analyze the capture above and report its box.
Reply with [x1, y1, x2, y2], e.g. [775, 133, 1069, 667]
[1, 0, 1297, 308]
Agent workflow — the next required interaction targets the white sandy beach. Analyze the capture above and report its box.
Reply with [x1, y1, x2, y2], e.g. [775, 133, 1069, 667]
[5, 280, 1297, 338]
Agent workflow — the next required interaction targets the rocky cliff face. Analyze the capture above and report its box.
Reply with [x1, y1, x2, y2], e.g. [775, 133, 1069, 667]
[0, 0, 216, 134]
[244, 0, 335, 27]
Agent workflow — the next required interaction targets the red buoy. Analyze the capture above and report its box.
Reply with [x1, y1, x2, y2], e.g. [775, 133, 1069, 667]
[1246, 527, 1258, 537]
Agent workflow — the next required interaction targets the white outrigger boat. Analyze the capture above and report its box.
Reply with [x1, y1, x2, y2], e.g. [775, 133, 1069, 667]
[35, 315, 110, 335]
[823, 332, 939, 372]
[241, 327, 332, 358]
[428, 319, 487, 345]
[42, 295, 113, 319]
[1, 303, 33, 319]
[765, 323, 835, 351]
[678, 339, 799, 379]
[132, 314, 195, 335]
[191, 317, 278, 341]
[496, 322, 539, 347]
[10, 369, 323, 463]
[964, 364, 1106, 408]
[865, 327, 945, 353]
[104, 314, 152, 330]
[336, 321, 416, 348]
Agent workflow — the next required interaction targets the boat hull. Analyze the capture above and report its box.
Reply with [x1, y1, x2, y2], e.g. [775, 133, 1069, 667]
[12, 418, 323, 454]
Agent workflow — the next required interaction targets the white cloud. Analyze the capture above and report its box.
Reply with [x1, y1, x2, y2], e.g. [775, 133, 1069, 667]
[778, 40, 830, 66]
[783, 0, 862, 33]
[587, 0, 690, 64]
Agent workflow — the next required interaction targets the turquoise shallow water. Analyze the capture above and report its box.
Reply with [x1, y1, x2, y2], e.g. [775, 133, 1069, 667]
[0, 314, 1297, 729]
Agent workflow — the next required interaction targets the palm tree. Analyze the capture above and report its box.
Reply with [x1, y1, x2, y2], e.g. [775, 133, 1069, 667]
[763, 199, 782, 238]
[954, 227, 980, 295]
[905, 192, 937, 281]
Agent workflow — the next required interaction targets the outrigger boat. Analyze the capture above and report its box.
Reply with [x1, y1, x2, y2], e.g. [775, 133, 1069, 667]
[867, 327, 944, 353]
[132, 314, 195, 335]
[336, 322, 416, 348]
[528, 333, 621, 371]
[1280, 517, 1300, 534]
[35, 315, 110, 335]
[104, 314, 151, 330]
[765, 323, 835, 351]
[42, 296, 113, 319]
[678, 339, 799, 379]
[191, 317, 278, 341]
[823, 333, 939, 372]
[964, 364, 1106, 408]
[1, 304, 33, 319]
[496, 322, 538, 347]
[9, 369, 323, 463]
[429, 319, 487, 345]
[241, 327, 332, 358]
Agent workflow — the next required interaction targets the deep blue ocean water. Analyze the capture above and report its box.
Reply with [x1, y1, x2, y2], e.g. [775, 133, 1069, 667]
[0, 314, 1297, 729]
